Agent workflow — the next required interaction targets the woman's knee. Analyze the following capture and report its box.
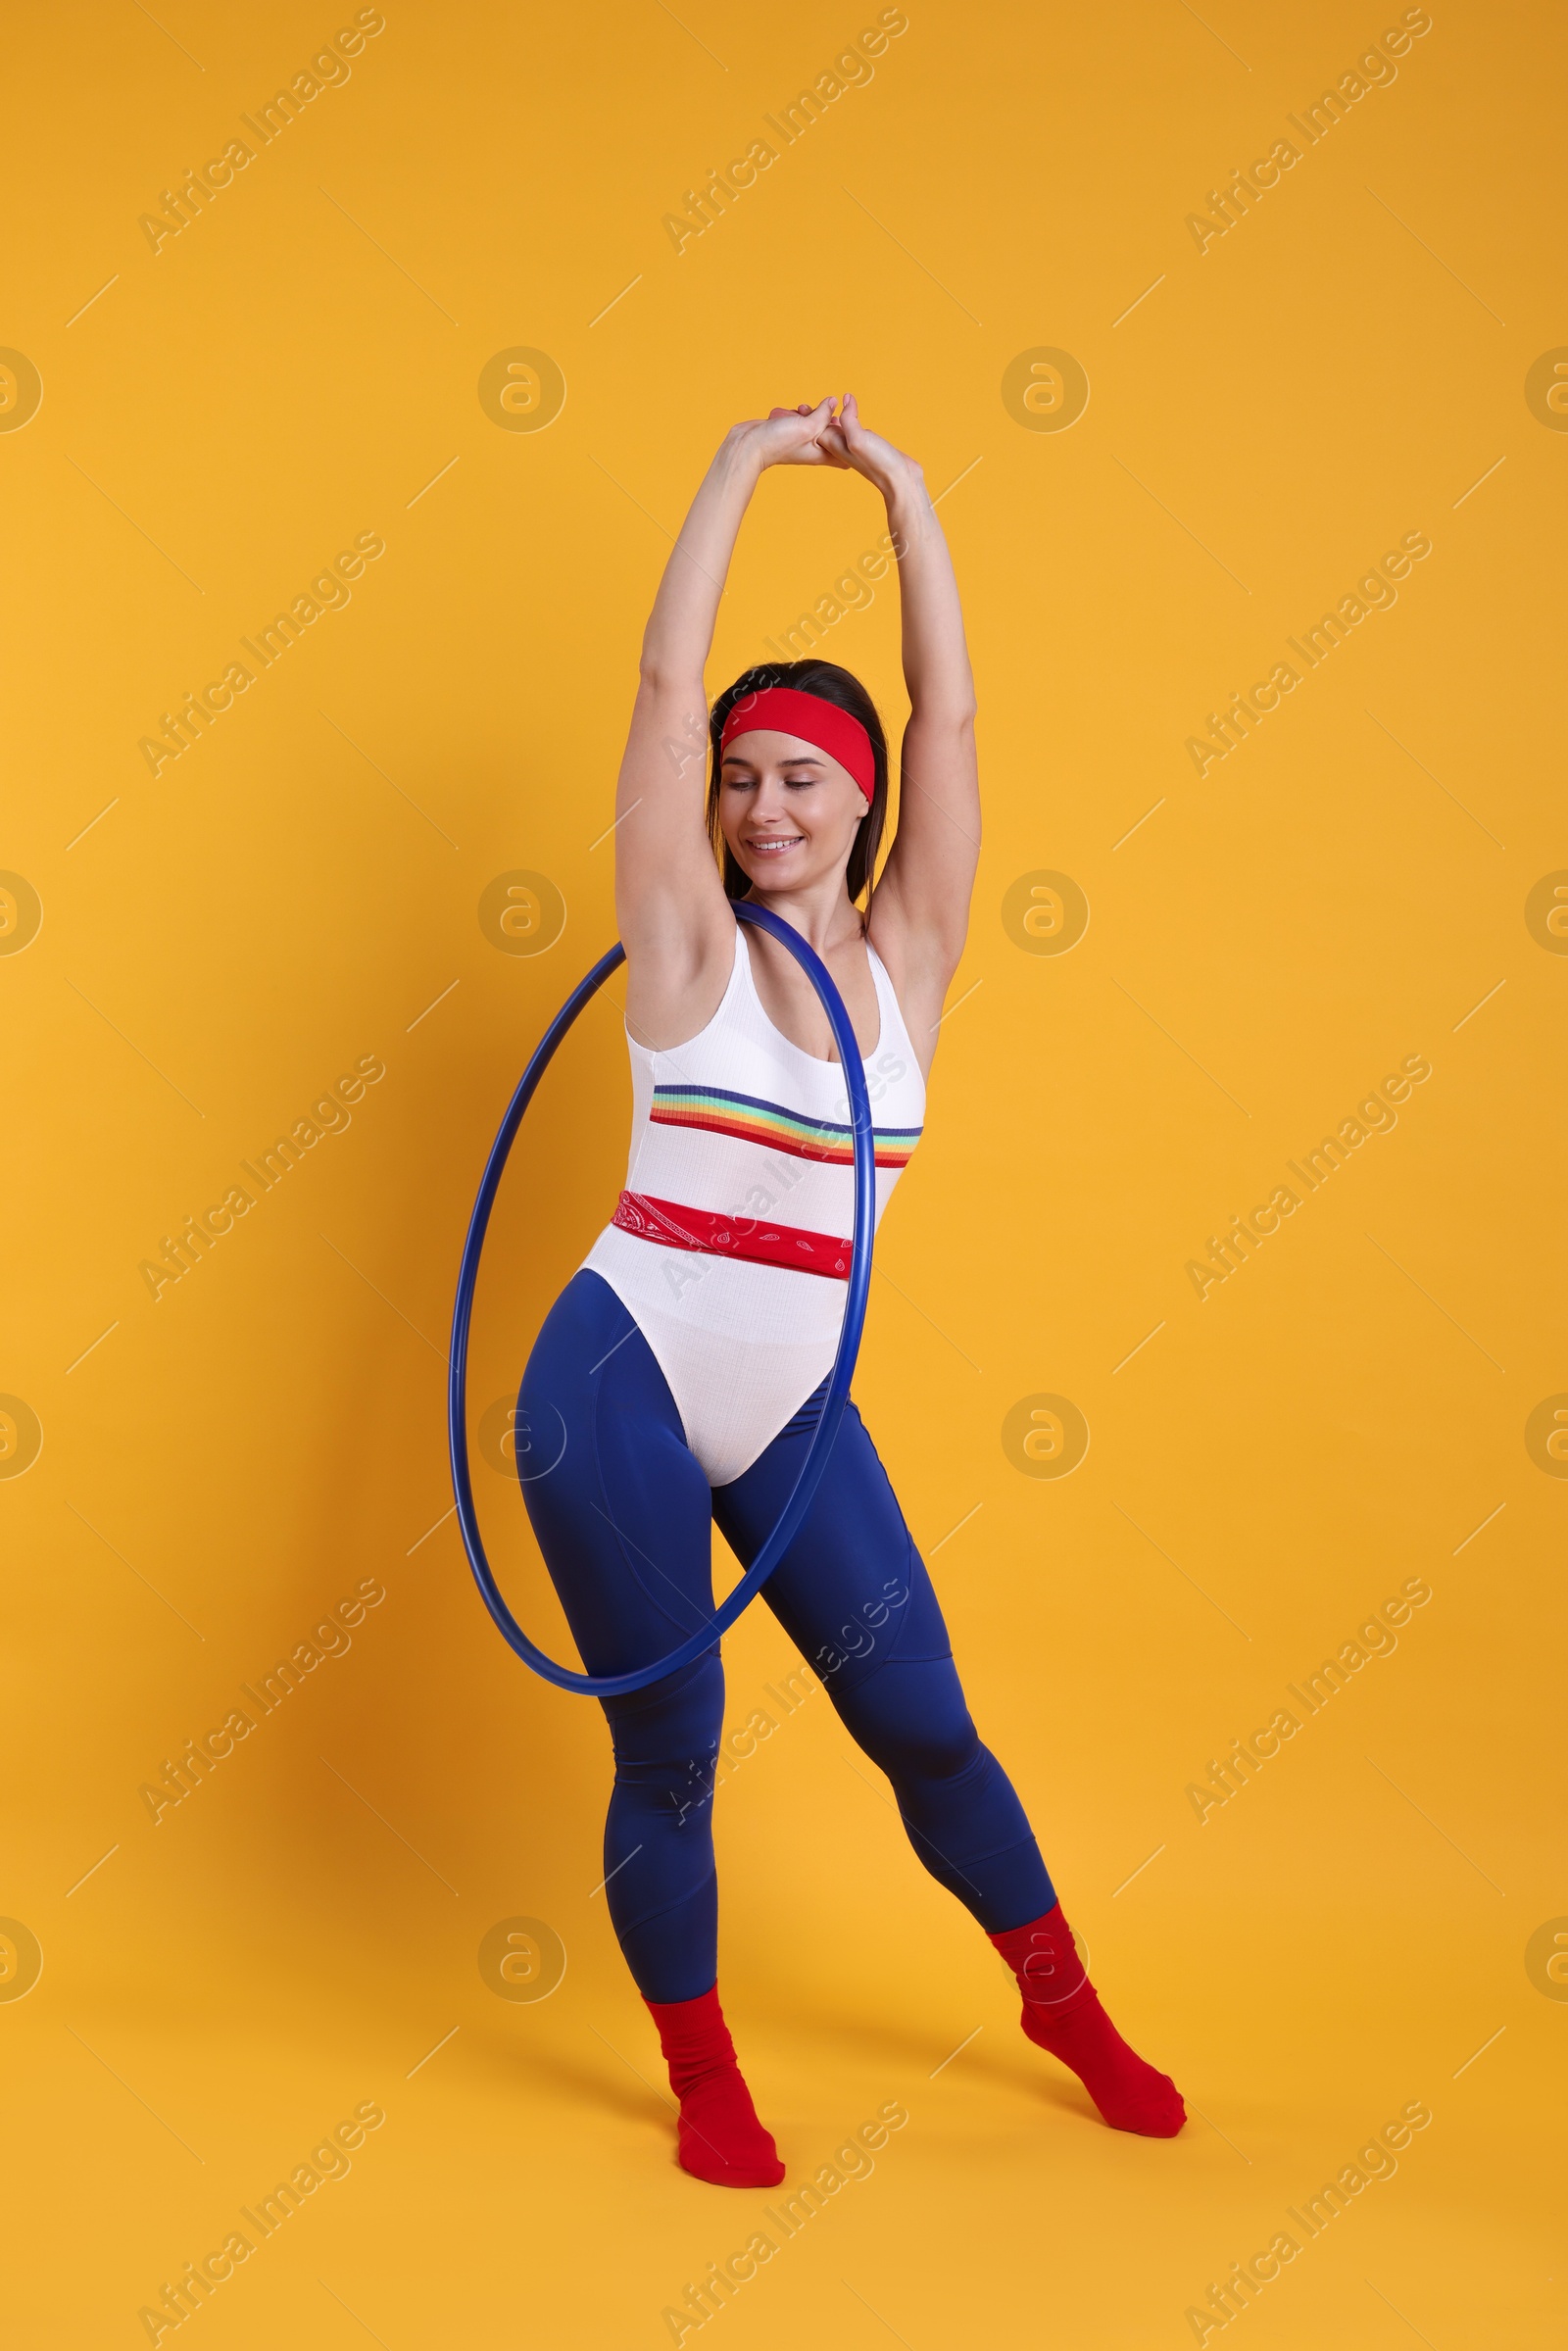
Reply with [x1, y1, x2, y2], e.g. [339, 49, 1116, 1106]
[603, 1651, 725, 1779]
[835, 1665, 982, 1783]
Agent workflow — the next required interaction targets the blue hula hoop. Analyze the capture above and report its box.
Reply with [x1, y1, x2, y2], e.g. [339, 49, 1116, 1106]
[448, 899, 877, 1697]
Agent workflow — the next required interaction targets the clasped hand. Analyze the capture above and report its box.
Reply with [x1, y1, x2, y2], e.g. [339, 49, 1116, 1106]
[728, 393, 915, 497]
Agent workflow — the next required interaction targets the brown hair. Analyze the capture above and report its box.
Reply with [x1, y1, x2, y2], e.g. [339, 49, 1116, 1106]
[706, 660, 888, 906]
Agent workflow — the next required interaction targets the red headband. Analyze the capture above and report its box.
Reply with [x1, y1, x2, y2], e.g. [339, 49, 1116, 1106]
[719, 686, 876, 804]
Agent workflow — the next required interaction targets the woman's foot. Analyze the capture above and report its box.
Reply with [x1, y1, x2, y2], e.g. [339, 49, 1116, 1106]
[644, 1984, 787, 2187]
[989, 1906, 1186, 2138]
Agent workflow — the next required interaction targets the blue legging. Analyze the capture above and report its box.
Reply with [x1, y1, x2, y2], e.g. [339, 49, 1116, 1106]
[516, 1269, 1055, 2002]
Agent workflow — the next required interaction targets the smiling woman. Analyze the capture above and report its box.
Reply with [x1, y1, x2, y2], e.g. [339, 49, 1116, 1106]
[708, 664, 888, 906]
[501, 394, 1187, 2190]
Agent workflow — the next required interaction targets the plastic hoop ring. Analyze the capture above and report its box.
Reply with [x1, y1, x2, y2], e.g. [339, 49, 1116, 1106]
[448, 900, 878, 1697]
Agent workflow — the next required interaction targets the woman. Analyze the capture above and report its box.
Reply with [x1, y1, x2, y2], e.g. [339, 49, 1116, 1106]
[517, 395, 1184, 2186]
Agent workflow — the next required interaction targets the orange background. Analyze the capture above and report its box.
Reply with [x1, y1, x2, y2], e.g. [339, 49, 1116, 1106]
[4, 1, 1564, 2343]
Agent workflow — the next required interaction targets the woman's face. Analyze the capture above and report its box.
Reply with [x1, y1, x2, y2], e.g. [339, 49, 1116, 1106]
[717, 728, 866, 893]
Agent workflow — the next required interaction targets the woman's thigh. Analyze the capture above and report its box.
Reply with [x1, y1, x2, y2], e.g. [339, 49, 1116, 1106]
[517, 1269, 718, 1682]
[710, 1383, 956, 1693]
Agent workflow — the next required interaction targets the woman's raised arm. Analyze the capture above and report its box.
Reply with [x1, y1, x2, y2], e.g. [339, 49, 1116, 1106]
[613, 401, 839, 1009]
[825, 396, 981, 1011]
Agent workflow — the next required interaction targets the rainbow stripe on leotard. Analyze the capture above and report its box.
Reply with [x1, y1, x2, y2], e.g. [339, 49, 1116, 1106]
[649, 1083, 922, 1170]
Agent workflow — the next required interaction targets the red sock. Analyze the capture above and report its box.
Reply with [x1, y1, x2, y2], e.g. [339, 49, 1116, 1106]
[988, 1904, 1186, 2137]
[643, 1985, 786, 2188]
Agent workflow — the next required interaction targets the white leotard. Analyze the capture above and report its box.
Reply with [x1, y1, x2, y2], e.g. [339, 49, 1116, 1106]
[580, 919, 926, 1485]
